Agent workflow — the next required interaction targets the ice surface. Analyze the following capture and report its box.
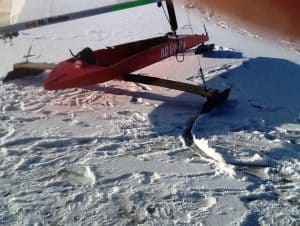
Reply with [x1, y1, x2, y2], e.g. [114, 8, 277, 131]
[0, 1, 299, 225]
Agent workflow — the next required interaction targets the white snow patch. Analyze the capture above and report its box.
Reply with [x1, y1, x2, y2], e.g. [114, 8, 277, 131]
[84, 165, 97, 186]
[133, 112, 147, 122]
[14, 156, 42, 171]
[193, 136, 236, 178]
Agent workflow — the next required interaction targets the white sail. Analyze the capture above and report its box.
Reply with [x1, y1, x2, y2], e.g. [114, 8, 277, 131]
[0, 0, 162, 37]
[10, 0, 26, 24]
[0, 0, 12, 26]
[0, 0, 26, 26]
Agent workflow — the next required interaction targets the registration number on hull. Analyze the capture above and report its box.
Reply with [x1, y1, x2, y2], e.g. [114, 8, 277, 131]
[160, 39, 186, 59]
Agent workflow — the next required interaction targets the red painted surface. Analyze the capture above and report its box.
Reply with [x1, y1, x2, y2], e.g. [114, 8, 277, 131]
[44, 34, 208, 90]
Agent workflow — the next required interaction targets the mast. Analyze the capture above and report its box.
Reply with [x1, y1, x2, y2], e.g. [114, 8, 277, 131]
[165, 0, 178, 33]
[0, 0, 164, 39]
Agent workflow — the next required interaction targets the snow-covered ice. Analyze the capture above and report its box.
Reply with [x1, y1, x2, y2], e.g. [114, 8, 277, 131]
[0, 0, 299, 225]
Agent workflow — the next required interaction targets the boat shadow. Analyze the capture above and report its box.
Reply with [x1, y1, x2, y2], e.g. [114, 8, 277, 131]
[86, 56, 300, 146]
[202, 49, 244, 59]
[1, 71, 48, 87]
[146, 56, 300, 169]
[188, 56, 300, 137]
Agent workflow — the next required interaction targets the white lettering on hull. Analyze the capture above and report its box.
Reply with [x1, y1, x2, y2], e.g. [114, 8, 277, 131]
[160, 39, 186, 59]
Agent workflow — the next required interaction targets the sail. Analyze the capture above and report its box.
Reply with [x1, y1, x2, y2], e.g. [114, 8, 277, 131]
[0, 0, 26, 26]
[0, 0, 162, 37]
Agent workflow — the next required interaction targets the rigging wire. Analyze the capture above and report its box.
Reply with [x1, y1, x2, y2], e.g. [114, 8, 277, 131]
[184, 5, 194, 34]
[50, 0, 54, 17]
[161, 3, 171, 25]
[185, 6, 208, 90]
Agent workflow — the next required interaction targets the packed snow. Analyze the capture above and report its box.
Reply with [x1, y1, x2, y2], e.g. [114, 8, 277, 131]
[0, 0, 299, 225]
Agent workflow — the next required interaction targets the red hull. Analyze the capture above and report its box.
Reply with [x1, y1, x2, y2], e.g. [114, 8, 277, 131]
[44, 34, 208, 90]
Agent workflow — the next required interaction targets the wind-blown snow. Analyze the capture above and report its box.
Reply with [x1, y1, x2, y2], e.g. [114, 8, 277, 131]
[193, 136, 236, 178]
[0, 1, 299, 225]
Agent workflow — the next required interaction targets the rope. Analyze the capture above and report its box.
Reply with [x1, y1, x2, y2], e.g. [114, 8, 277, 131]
[175, 43, 185, 62]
